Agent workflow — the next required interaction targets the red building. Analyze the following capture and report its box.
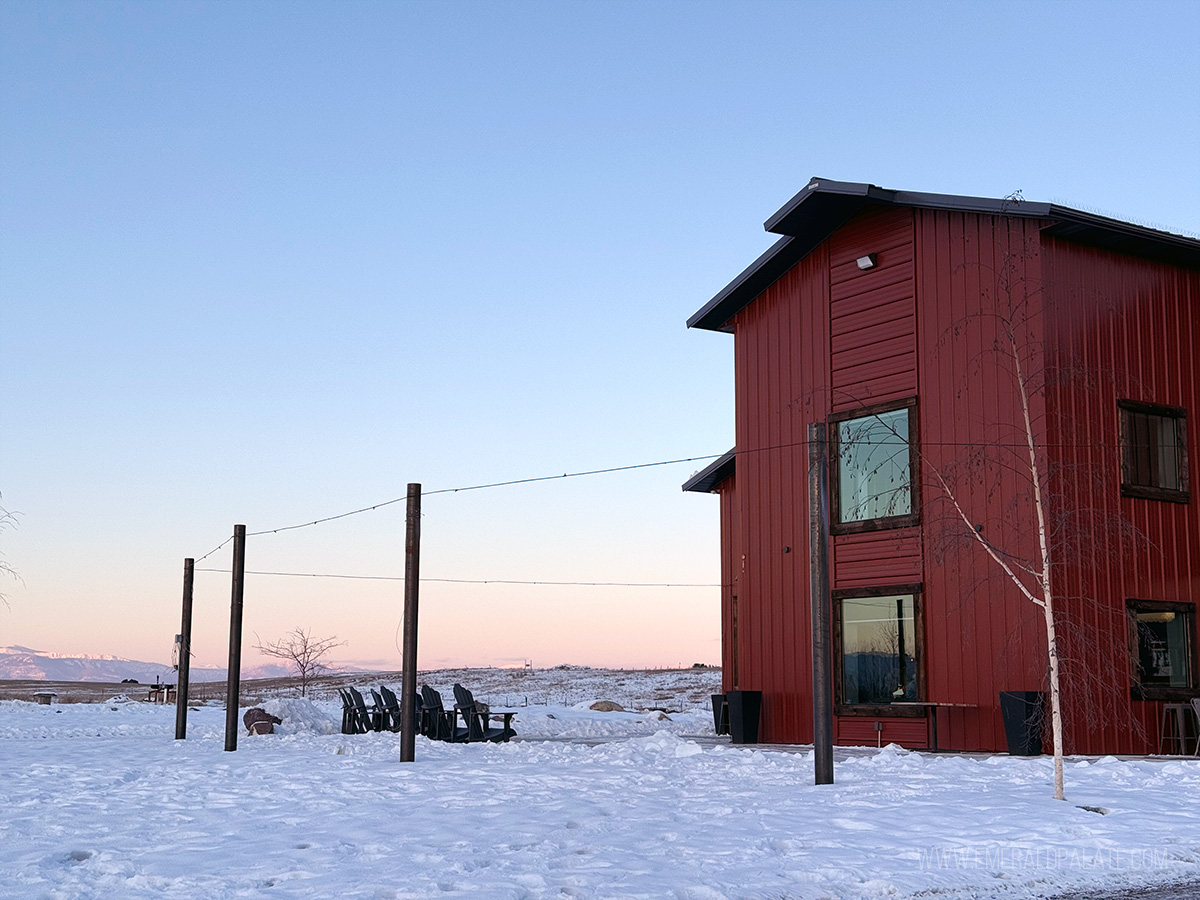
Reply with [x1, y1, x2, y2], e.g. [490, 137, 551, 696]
[685, 179, 1199, 754]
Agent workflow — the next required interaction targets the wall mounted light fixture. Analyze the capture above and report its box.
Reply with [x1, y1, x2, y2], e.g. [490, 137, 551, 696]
[856, 253, 878, 270]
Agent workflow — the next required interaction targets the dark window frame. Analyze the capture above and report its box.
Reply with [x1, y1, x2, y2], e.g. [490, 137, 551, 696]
[1118, 400, 1190, 504]
[829, 398, 920, 535]
[1126, 598, 1198, 702]
[833, 583, 925, 717]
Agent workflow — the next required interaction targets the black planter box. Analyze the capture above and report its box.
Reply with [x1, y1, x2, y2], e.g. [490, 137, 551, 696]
[999, 690, 1045, 756]
[726, 690, 762, 745]
[711, 694, 729, 735]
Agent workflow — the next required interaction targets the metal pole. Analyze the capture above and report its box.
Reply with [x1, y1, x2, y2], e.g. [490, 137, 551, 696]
[175, 557, 194, 740]
[808, 422, 834, 785]
[399, 484, 422, 762]
[224, 525, 246, 752]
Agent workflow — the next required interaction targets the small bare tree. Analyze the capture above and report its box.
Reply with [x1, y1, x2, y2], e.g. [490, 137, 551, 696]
[0, 494, 20, 609]
[255, 627, 345, 697]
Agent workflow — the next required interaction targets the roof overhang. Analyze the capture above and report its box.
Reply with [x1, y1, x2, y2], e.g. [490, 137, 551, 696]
[682, 449, 735, 493]
[688, 177, 1200, 332]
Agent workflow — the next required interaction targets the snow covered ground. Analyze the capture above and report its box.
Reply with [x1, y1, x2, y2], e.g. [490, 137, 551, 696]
[1, 671, 1198, 900]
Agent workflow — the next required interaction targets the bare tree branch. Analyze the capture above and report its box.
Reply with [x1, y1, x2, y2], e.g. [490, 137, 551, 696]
[0, 495, 21, 610]
[254, 627, 346, 697]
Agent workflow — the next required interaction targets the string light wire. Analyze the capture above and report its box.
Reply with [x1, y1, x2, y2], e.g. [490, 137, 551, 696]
[193, 435, 1115, 555]
[193, 567, 718, 588]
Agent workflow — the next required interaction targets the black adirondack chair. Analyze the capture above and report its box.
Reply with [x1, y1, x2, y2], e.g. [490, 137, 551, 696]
[347, 686, 383, 733]
[339, 688, 372, 734]
[420, 685, 467, 742]
[453, 683, 516, 743]
[414, 690, 433, 736]
[338, 689, 355, 734]
[370, 688, 398, 733]
[382, 685, 429, 735]
[377, 684, 412, 734]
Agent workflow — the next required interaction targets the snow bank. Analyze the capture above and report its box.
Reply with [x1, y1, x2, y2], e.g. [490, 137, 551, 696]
[259, 697, 337, 736]
[1, 690, 1197, 899]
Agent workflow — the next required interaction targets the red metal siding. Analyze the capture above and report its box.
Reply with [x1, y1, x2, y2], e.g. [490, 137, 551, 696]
[834, 529, 922, 589]
[836, 716, 929, 749]
[1042, 238, 1200, 755]
[718, 474, 740, 691]
[731, 242, 830, 743]
[829, 208, 918, 412]
[913, 210, 1050, 751]
[730, 206, 923, 744]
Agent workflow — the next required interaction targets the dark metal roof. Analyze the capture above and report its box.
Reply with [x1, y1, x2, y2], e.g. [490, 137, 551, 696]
[681, 449, 735, 493]
[688, 177, 1200, 332]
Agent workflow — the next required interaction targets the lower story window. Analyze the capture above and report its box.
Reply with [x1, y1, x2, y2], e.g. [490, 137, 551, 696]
[837, 588, 921, 706]
[1127, 599, 1197, 700]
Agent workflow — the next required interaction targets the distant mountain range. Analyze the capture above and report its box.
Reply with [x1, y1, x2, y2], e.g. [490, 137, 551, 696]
[0, 646, 292, 683]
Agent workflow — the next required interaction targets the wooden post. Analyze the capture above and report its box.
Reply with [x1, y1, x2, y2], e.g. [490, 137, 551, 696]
[808, 422, 834, 785]
[224, 525, 246, 752]
[399, 483, 421, 762]
[175, 557, 194, 740]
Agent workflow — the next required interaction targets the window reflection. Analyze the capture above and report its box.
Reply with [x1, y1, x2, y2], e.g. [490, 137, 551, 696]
[841, 593, 918, 705]
[837, 407, 911, 523]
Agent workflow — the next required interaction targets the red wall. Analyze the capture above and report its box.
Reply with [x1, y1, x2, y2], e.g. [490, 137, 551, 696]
[1042, 238, 1200, 754]
[727, 230, 832, 742]
[913, 210, 1050, 751]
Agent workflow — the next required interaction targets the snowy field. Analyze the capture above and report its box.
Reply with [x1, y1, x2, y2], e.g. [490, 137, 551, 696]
[1, 669, 1198, 900]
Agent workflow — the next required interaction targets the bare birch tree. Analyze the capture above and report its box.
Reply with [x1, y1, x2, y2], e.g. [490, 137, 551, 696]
[255, 627, 345, 697]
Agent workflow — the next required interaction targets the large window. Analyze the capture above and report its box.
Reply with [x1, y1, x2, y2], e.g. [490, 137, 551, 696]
[832, 401, 918, 531]
[1127, 599, 1197, 701]
[1119, 401, 1189, 503]
[836, 588, 922, 710]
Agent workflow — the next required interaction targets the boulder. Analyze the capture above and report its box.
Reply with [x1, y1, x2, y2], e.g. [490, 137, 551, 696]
[243, 707, 283, 735]
[589, 700, 625, 712]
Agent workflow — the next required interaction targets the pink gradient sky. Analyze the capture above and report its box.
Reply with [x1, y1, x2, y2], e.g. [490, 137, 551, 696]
[3, 1, 1197, 670]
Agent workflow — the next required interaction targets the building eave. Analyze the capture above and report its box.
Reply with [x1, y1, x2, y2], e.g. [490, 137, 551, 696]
[682, 449, 735, 493]
[687, 178, 1200, 333]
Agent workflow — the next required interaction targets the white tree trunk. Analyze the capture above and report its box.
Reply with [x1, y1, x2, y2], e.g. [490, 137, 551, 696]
[1041, 591, 1066, 799]
[1010, 323, 1066, 801]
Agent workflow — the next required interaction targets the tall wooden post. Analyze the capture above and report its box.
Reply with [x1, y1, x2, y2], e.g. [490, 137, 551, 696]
[808, 423, 834, 785]
[399, 483, 421, 762]
[224, 525, 247, 752]
[175, 557, 194, 740]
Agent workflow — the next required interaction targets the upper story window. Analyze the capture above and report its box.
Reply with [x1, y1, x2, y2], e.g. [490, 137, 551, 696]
[831, 401, 918, 532]
[1119, 401, 1189, 503]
